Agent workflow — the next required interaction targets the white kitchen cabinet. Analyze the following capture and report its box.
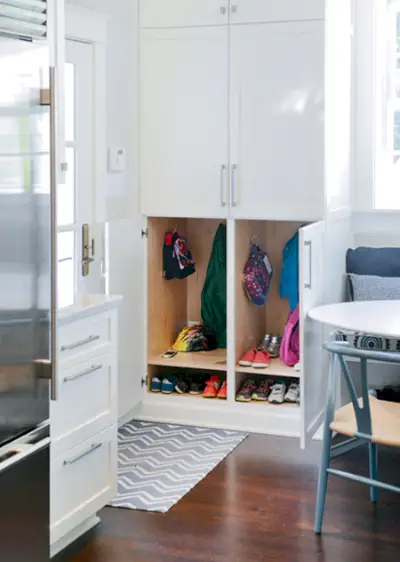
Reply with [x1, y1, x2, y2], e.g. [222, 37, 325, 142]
[229, 22, 324, 220]
[229, 0, 324, 24]
[140, 0, 229, 28]
[140, 27, 229, 218]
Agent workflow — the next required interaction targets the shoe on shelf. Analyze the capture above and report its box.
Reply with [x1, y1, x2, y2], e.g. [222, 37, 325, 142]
[151, 376, 162, 393]
[268, 381, 287, 404]
[236, 378, 257, 402]
[259, 334, 282, 359]
[189, 378, 206, 395]
[252, 350, 271, 369]
[175, 377, 189, 394]
[161, 376, 177, 394]
[284, 382, 300, 403]
[217, 380, 227, 400]
[203, 375, 220, 398]
[239, 349, 257, 367]
[252, 379, 274, 401]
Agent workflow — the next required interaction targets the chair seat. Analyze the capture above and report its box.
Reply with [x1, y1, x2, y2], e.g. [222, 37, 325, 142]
[330, 396, 400, 447]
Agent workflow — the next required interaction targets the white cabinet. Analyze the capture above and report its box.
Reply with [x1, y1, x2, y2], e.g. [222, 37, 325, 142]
[229, 0, 324, 24]
[51, 296, 121, 557]
[140, 27, 229, 218]
[140, 0, 229, 28]
[230, 22, 325, 220]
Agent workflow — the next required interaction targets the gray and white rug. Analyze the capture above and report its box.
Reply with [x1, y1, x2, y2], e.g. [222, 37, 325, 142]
[109, 420, 247, 513]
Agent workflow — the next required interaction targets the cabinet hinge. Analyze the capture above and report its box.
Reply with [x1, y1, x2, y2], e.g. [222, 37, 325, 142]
[141, 376, 148, 388]
[141, 228, 148, 239]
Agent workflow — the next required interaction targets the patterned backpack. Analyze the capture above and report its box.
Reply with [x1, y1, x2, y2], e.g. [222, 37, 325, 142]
[242, 244, 273, 306]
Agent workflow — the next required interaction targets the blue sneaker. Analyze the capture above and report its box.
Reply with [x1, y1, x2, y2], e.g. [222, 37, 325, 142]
[151, 376, 162, 392]
[161, 376, 177, 394]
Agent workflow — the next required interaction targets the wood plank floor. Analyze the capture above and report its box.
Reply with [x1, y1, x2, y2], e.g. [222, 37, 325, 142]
[55, 435, 400, 562]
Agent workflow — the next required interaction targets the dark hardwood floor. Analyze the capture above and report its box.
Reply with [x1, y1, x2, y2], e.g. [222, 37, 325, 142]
[55, 435, 400, 562]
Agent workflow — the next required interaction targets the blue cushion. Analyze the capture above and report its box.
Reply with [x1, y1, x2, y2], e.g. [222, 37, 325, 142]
[346, 247, 400, 277]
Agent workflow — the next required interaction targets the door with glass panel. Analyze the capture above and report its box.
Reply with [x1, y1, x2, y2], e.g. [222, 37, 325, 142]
[58, 39, 103, 308]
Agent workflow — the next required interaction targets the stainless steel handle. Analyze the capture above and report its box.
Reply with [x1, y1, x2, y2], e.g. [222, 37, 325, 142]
[60, 334, 100, 352]
[220, 165, 227, 207]
[50, 66, 58, 402]
[220, 6, 227, 14]
[231, 164, 237, 207]
[304, 240, 312, 289]
[231, 4, 238, 13]
[63, 442, 102, 466]
[63, 364, 102, 383]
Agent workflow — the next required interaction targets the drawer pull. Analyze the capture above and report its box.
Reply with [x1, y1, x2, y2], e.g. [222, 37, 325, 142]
[63, 442, 102, 466]
[63, 364, 102, 383]
[60, 334, 100, 352]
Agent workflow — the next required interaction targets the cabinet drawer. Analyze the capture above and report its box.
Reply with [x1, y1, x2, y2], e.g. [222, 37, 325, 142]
[50, 425, 117, 545]
[140, 0, 228, 29]
[51, 351, 117, 458]
[230, 0, 324, 25]
[58, 312, 116, 365]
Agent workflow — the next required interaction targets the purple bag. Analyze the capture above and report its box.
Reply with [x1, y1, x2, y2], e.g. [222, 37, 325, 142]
[280, 305, 300, 367]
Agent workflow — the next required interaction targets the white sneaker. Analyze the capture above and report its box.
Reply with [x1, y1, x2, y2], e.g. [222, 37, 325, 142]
[284, 382, 300, 403]
[268, 382, 286, 404]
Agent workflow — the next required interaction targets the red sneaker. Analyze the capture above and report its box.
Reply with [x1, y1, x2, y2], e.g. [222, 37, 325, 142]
[217, 381, 227, 400]
[252, 350, 271, 369]
[239, 349, 257, 367]
[203, 375, 220, 398]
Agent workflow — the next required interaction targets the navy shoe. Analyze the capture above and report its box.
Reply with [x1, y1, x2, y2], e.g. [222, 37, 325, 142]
[151, 376, 162, 392]
[161, 376, 177, 394]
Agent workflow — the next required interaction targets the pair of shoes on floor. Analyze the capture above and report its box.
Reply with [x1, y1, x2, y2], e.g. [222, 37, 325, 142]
[236, 378, 300, 404]
[239, 348, 271, 369]
[258, 334, 282, 358]
[151, 375, 178, 394]
[203, 375, 227, 399]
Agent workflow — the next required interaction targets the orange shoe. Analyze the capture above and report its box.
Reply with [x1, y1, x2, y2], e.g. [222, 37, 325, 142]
[217, 381, 227, 399]
[252, 350, 271, 369]
[203, 375, 220, 398]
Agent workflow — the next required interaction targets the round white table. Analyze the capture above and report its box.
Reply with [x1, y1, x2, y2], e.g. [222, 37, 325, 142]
[308, 300, 400, 338]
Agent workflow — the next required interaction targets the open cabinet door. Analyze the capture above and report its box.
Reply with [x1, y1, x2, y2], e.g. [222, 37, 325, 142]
[299, 221, 326, 449]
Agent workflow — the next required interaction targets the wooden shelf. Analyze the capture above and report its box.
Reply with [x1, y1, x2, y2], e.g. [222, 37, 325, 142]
[236, 358, 299, 378]
[148, 348, 227, 372]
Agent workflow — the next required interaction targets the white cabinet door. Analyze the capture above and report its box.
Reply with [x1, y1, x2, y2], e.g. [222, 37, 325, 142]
[230, 22, 325, 221]
[299, 221, 326, 449]
[229, 0, 324, 24]
[140, 0, 229, 28]
[140, 28, 229, 218]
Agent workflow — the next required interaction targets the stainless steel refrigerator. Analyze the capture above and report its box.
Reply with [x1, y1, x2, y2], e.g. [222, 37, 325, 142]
[0, 9, 56, 561]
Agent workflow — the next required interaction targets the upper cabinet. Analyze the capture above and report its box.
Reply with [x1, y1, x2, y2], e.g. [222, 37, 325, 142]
[229, 0, 324, 24]
[140, 27, 229, 218]
[229, 22, 324, 220]
[140, 0, 229, 28]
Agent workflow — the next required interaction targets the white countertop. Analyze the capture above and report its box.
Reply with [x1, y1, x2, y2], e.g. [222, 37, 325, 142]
[308, 301, 400, 339]
[58, 293, 123, 326]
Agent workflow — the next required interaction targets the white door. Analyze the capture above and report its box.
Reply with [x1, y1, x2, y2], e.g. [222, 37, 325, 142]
[57, 39, 104, 308]
[229, 22, 325, 221]
[299, 221, 326, 449]
[229, 0, 324, 24]
[140, 0, 229, 28]
[140, 27, 229, 218]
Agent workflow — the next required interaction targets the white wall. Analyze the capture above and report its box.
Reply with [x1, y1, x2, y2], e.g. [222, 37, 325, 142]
[67, 0, 145, 420]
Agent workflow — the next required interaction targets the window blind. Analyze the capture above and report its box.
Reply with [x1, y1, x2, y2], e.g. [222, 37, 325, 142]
[0, 0, 47, 39]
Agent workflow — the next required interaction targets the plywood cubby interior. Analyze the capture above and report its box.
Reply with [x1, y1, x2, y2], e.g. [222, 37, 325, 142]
[148, 217, 227, 371]
[235, 220, 304, 378]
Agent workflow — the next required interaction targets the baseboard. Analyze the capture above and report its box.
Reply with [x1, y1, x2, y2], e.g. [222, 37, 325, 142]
[50, 515, 100, 558]
[118, 407, 137, 427]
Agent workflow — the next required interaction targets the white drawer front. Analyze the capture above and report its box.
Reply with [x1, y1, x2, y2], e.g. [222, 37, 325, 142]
[58, 312, 116, 365]
[51, 351, 117, 458]
[51, 425, 117, 545]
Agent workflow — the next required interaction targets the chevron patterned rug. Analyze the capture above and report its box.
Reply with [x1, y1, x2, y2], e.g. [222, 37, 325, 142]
[108, 420, 248, 513]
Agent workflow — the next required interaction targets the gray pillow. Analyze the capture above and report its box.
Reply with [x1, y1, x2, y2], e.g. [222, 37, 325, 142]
[349, 273, 400, 301]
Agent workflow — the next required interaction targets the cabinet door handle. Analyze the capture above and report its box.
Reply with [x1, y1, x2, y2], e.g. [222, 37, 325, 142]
[60, 334, 100, 352]
[304, 240, 312, 289]
[220, 6, 227, 14]
[231, 4, 238, 13]
[63, 442, 102, 466]
[231, 164, 238, 207]
[63, 364, 102, 383]
[220, 165, 227, 207]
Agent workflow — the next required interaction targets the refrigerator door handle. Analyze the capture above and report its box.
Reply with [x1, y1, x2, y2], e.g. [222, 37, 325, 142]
[50, 66, 58, 401]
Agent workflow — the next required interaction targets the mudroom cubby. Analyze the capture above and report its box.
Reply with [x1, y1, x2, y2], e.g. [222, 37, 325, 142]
[147, 217, 227, 379]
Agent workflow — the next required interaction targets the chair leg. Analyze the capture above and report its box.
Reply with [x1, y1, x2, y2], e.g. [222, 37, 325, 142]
[369, 442, 378, 503]
[315, 353, 337, 534]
